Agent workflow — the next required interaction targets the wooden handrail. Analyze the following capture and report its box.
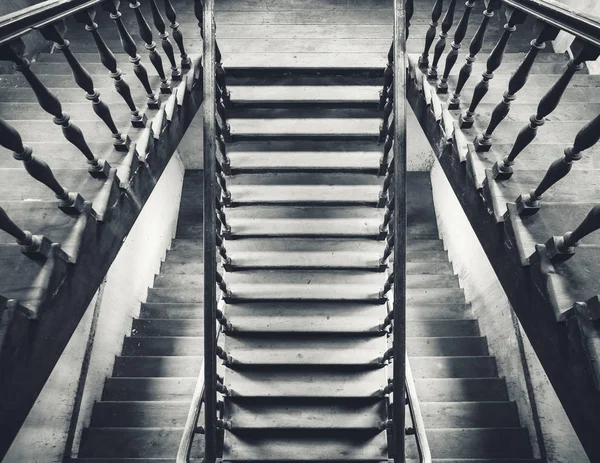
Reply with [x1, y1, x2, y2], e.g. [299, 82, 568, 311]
[405, 356, 432, 463]
[0, 0, 104, 45]
[502, 0, 600, 48]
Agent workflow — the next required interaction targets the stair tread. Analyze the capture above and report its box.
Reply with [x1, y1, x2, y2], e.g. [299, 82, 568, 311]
[229, 118, 380, 138]
[228, 184, 380, 205]
[90, 401, 190, 427]
[230, 85, 380, 103]
[102, 377, 197, 401]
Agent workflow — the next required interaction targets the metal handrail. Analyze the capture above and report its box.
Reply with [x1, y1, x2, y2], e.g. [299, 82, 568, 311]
[405, 355, 432, 463]
[0, 0, 104, 45]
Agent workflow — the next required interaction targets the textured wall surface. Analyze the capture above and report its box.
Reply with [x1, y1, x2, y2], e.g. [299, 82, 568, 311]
[3, 152, 186, 463]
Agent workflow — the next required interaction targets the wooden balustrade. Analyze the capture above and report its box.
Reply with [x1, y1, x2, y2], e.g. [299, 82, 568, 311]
[0, 117, 85, 215]
[215, 344, 231, 363]
[380, 194, 395, 233]
[437, 0, 475, 93]
[380, 43, 394, 110]
[215, 160, 231, 204]
[128, 0, 171, 93]
[163, 0, 191, 69]
[216, 308, 232, 331]
[40, 23, 131, 152]
[428, 0, 458, 79]
[380, 232, 394, 266]
[379, 271, 395, 298]
[75, 9, 147, 128]
[0, 39, 110, 178]
[215, 196, 230, 233]
[103, 0, 161, 109]
[545, 205, 600, 262]
[475, 23, 559, 152]
[406, 0, 414, 38]
[0, 206, 51, 258]
[216, 85, 232, 142]
[419, 0, 444, 70]
[215, 232, 231, 267]
[379, 119, 395, 176]
[148, 0, 181, 81]
[215, 123, 231, 174]
[379, 93, 394, 143]
[460, 8, 527, 128]
[492, 42, 600, 180]
[516, 113, 600, 216]
[448, 0, 502, 110]
[216, 58, 231, 107]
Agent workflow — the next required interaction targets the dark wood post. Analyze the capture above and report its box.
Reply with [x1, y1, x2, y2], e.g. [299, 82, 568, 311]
[0, 206, 52, 258]
[460, 8, 527, 128]
[516, 113, 600, 215]
[437, 0, 476, 93]
[0, 39, 109, 178]
[428, 0, 458, 79]
[545, 205, 600, 262]
[492, 41, 600, 180]
[448, 0, 502, 110]
[148, 0, 182, 80]
[419, 0, 444, 70]
[103, 0, 160, 109]
[75, 8, 147, 128]
[476, 23, 559, 152]
[164, 0, 191, 69]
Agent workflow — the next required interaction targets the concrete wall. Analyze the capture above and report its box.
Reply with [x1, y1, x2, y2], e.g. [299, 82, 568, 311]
[3, 152, 186, 463]
[430, 159, 589, 463]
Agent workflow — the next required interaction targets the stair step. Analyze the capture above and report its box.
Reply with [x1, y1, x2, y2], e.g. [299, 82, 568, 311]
[229, 118, 380, 140]
[146, 287, 204, 303]
[222, 431, 388, 461]
[407, 428, 533, 459]
[223, 398, 386, 430]
[226, 368, 387, 398]
[132, 318, 206, 337]
[223, 335, 386, 367]
[407, 336, 487, 356]
[410, 356, 497, 378]
[414, 378, 509, 402]
[405, 320, 479, 337]
[419, 401, 520, 428]
[90, 401, 190, 427]
[113, 356, 202, 377]
[140, 303, 205, 320]
[123, 336, 204, 356]
[229, 85, 380, 105]
[102, 378, 197, 401]
[79, 427, 203, 459]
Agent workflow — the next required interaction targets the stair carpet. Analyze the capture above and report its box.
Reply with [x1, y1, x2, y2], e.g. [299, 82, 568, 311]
[71, 172, 205, 461]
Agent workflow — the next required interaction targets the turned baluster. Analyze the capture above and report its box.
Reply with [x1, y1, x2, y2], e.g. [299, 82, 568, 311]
[75, 9, 146, 128]
[215, 196, 231, 233]
[515, 113, 600, 216]
[419, 0, 444, 70]
[437, 0, 476, 93]
[492, 42, 600, 180]
[380, 195, 395, 232]
[216, 57, 231, 107]
[164, 0, 191, 69]
[129, 0, 171, 93]
[194, 0, 204, 38]
[216, 85, 231, 142]
[215, 233, 231, 265]
[378, 119, 395, 176]
[216, 344, 232, 363]
[380, 232, 395, 265]
[216, 160, 231, 203]
[0, 40, 109, 178]
[406, 0, 414, 38]
[215, 272, 231, 298]
[460, 8, 527, 128]
[381, 309, 394, 329]
[476, 24, 560, 152]
[380, 347, 394, 364]
[545, 205, 600, 262]
[0, 206, 51, 258]
[448, 0, 502, 110]
[103, 0, 160, 109]
[216, 308, 232, 331]
[380, 43, 394, 110]
[0, 117, 84, 214]
[148, 0, 181, 81]
[380, 271, 395, 298]
[378, 158, 395, 207]
[428, 0, 457, 79]
[40, 23, 130, 152]
[215, 123, 231, 173]
[379, 93, 394, 144]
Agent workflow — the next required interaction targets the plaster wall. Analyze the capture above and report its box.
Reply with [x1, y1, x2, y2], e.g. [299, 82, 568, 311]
[430, 159, 589, 463]
[3, 151, 186, 463]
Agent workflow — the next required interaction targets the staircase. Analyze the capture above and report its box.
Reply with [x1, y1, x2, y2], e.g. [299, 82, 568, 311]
[74, 172, 205, 461]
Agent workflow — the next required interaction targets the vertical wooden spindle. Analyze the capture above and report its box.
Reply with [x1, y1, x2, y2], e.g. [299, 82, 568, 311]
[406, 0, 414, 38]
[379, 271, 395, 298]
[215, 123, 231, 174]
[128, 0, 171, 93]
[215, 233, 231, 266]
[216, 85, 231, 142]
[75, 9, 147, 128]
[103, 0, 160, 109]
[476, 23, 560, 152]
[148, 0, 181, 80]
[0, 40, 109, 178]
[194, 0, 204, 39]
[40, 24, 131, 152]
[492, 42, 600, 180]
[378, 158, 395, 207]
[419, 0, 444, 70]
[378, 119, 395, 177]
[545, 205, 600, 261]
[216, 160, 231, 203]
[380, 232, 395, 266]
[0, 206, 51, 258]
[380, 43, 394, 110]
[428, 0, 458, 79]
[380, 195, 395, 233]
[215, 271, 231, 296]
[437, 0, 476, 93]
[164, 0, 191, 69]
[516, 113, 600, 216]
[448, 0, 502, 110]
[379, 93, 394, 144]
[216, 54, 231, 107]
[460, 8, 527, 128]
[0, 117, 85, 214]
[215, 196, 231, 233]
